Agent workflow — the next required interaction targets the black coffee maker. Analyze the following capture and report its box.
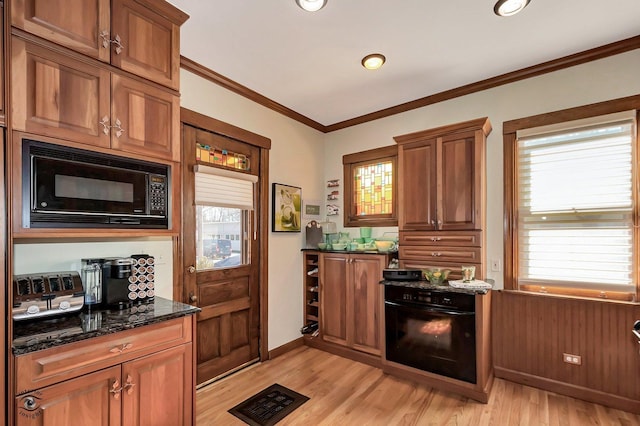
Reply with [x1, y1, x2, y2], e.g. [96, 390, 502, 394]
[102, 257, 135, 309]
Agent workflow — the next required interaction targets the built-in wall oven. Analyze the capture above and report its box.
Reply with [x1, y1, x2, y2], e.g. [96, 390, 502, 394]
[384, 284, 477, 384]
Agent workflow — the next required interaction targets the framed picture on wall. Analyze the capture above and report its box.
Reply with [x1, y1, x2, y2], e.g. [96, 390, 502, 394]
[272, 183, 302, 232]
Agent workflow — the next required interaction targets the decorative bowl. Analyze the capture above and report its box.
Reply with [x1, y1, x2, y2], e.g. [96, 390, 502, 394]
[374, 240, 397, 253]
[317, 242, 327, 250]
[331, 243, 347, 250]
[422, 268, 451, 285]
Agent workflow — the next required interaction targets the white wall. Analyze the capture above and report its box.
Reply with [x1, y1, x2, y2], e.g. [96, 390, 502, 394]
[13, 237, 174, 299]
[323, 49, 640, 288]
[179, 49, 640, 351]
[180, 70, 326, 350]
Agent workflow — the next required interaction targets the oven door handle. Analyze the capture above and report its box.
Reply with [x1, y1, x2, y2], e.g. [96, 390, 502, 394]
[385, 301, 475, 316]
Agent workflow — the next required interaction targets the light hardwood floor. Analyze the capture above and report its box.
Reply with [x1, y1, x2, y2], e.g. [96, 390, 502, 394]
[196, 346, 640, 425]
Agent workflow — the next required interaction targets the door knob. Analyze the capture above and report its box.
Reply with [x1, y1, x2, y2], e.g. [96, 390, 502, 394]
[187, 265, 196, 273]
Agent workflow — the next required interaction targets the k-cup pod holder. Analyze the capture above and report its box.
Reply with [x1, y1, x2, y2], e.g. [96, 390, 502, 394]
[129, 254, 156, 302]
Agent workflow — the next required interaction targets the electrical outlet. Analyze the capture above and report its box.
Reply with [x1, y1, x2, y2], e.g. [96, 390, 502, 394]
[563, 353, 582, 365]
[491, 259, 501, 272]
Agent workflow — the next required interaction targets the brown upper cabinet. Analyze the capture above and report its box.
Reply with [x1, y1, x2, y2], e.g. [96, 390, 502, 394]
[394, 118, 492, 232]
[11, 37, 180, 161]
[11, 0, 187, 90]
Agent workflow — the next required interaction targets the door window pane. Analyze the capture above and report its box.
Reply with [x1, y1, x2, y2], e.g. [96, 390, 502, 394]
[196, 206, 247, 270]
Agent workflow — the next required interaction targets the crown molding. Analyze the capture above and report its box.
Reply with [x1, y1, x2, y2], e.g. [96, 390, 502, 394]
[180, 56, 325, 132]
[181, 34, 640, 134]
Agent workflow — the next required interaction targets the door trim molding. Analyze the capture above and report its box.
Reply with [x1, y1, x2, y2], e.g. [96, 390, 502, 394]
[180, 107, 271, 362]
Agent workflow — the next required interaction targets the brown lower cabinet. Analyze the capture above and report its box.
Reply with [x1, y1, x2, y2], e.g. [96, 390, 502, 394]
[13, 316, 194, 426]
[319, 252, 388, 357]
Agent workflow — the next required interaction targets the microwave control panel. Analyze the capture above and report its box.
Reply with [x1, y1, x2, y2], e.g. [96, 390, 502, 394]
[149, 174, 168, 216]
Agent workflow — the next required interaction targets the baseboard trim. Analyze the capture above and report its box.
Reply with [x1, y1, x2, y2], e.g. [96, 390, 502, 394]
[494, 367, 640, 414]
[268, 337, 304, 360]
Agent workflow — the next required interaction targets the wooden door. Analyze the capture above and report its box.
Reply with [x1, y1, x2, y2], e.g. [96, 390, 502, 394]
[398, 139, 437, 231]
[15, 366, 121, 426]
[439, 131, 478, 230]
[350, 254, 385, 355]
[319, 252, 348, 346]
[122, 344, 193, 426]
[111, 0, 183, 90]
[111, 74, 180, 161]
[182, 124, 262, 385]
[11, 37, 111, 148]
[11, 0, 111, 62]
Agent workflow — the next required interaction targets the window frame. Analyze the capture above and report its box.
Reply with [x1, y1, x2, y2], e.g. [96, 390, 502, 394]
[503, 95, 640, 302]
[343, 145, 398, 228]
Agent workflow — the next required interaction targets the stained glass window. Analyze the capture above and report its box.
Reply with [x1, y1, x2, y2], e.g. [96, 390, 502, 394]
[354, 161, 393, 215]
[343, 145, 397, 227]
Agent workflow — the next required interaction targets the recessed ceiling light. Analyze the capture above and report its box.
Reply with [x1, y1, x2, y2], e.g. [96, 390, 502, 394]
[361, 54, 386, 70]
[494, 0, 531, 16]
[295, 0, 327, 12]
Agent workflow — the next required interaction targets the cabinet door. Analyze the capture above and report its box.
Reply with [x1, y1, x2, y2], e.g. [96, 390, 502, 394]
[439, 131, 479, 230]
[319, 253, 348, 346]
[399, 139, 437, 230]
[111, 0, 181, 90]
[11, 37, 112, 148]
[350, 255, 385, 355]
[11, 0, 111, 62]
[15, 366, 121, 426]
[111, 74, 180, 161]
[121, 344, 193, 426]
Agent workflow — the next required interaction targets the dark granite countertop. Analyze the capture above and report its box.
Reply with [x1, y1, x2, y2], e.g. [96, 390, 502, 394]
[380, 279, 490, 295]
[12, 297, 200, 355]
[302, 248, 397, 255]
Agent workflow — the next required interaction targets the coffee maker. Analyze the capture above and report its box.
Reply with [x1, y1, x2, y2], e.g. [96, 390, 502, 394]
[102, 257, 136, 309]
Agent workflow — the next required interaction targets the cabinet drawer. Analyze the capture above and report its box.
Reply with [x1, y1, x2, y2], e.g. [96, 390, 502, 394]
[400, 231, 482, 247]
[15, 316, 192, 394]
[398, 260, 484, 281]
[399, 245, 482, 263]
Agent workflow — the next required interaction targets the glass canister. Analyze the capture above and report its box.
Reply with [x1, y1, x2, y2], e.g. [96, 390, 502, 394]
[81, 258, 105, 306]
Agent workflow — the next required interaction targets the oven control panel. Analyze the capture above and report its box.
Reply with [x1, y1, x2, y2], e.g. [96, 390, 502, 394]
[388, 286, 474, 312]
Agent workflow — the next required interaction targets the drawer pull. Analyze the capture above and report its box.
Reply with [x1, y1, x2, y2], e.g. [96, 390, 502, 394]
[124, 374, 136, 395]
[110, 343, 134, 354]
[110, 379, 122, 400]
[431, 237, 442, 242]
[431, 252, 442, 257]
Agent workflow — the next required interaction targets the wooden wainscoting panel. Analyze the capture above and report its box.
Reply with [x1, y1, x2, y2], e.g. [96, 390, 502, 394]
[493, 290, 640, 412]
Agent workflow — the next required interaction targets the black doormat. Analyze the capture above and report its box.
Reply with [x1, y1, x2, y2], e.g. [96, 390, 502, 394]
[228, 383, 309, 426]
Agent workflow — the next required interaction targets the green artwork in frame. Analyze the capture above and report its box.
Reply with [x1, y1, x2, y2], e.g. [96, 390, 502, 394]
[272, 183, 302, 232]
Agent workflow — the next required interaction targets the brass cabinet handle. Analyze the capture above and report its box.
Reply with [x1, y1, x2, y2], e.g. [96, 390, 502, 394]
[112, 34, 124, 54]
[188, 265, 196, 274]
[124, 374, 136, 395]
[99, 31, 124, 54]
[110, 379, 122, 400]
[99, 30, 110, 49]
[189, 292, 198, 302]
[99, 116, 110, 135]
[112, 118, 125, 138]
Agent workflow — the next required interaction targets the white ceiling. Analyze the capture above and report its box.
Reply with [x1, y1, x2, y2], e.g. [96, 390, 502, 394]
[167, 0, 640, 127]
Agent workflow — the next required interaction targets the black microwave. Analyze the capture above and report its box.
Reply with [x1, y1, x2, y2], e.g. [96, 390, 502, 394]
[22, 139, 170, 229]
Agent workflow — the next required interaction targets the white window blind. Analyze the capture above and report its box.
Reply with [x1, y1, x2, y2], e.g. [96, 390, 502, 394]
[517, 117, 635, 290]
[194, 164, 257, 210]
